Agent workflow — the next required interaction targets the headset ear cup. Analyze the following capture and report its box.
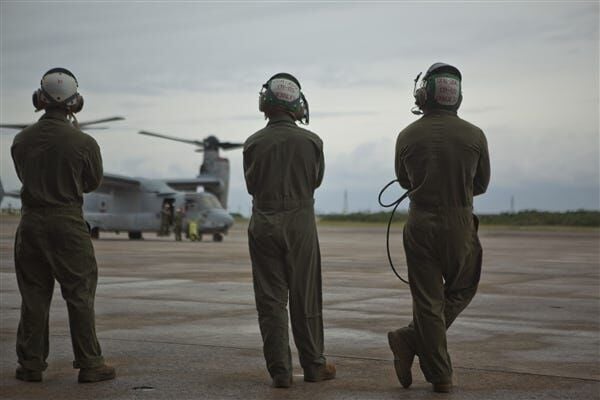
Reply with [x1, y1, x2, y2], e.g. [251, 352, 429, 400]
[258, 84, 270, 113]
[298, 93, 309, 124]
[456, 93, 463, 110]
[414, 87, 427, 108]
[32, 89, 42, 110]
[258, 92, 265, 112]
[72, 94, 84, 113]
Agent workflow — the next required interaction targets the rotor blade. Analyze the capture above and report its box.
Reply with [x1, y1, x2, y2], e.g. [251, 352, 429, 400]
[0, 123, 29, 130]
[78, 116, 125, 127]
[139, 130, 205, 147]
[219, 142, 244, 150]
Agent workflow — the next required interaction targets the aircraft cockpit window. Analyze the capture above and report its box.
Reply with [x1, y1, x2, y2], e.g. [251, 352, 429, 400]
[199, 195, 222, 209]
[185, 199, 196, 210]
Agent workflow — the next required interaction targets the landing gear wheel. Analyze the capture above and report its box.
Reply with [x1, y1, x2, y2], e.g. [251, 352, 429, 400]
[90, 227, 100, 240]
[128, 231, 143, 240]
[213, 233, 223, 242]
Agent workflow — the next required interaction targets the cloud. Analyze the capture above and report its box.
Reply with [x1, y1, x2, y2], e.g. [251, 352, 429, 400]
[1, 2, 598, 214]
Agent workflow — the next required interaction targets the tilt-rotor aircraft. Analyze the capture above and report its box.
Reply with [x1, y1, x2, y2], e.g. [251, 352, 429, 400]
[1, 118, 241, 241]
[84, 131, 242, 242]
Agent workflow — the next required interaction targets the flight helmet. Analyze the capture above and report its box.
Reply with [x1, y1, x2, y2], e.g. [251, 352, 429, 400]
[259, 72, 309, 124]
[413, 62, 462, 114]
[32, 67, 83, 113]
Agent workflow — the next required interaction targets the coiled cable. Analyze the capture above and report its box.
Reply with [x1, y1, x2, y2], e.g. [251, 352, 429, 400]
[378, 179, 411, 284]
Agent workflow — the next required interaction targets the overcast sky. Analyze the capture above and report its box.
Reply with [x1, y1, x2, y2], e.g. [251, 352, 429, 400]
[1, 1, 598, 214]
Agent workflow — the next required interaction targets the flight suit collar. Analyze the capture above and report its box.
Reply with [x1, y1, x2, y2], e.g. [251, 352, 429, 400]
[423, 109, 458, 117]
[40, 109, 69, 122]
[267, 114, 296, 126]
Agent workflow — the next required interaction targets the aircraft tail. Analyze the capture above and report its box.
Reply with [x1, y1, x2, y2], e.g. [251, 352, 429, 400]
[0, 180, 22, 204]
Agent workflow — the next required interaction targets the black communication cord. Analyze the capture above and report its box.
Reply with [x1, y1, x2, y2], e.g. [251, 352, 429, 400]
[378, 179, 411, 284]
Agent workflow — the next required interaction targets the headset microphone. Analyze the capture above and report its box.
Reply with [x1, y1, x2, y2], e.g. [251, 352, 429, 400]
[411, 72, 423, 115]
[411, 106, 423, 115]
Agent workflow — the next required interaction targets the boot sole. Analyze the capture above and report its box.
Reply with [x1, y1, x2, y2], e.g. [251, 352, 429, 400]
[433, 383, 453, 393]
[272, 375, 293, 388]
[304, 375, 335, 382]
[16, 371, 42, 382]
[304, 366, 336, 382]
[78, 370, 116, 383]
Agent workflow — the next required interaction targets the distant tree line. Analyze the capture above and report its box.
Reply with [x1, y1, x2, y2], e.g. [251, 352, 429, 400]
[3, 209, 599, 227]
[318, 210, 600, 227]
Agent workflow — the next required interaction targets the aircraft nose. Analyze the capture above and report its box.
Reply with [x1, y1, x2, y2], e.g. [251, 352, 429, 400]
[206, 210, 234, 230]
[221, 212, 234, 229]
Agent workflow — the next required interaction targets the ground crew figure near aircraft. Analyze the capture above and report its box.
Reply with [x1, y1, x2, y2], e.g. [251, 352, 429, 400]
[174, 208, 183, 241]
[244, 73, 335, 388]
[387, 63, 490, 393]
[11, 68, 116, 383]
[159, 203, 171, 236]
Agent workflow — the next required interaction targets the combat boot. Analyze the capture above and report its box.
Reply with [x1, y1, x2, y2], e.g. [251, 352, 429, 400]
[387, 329, 415, 388]
[78, 364, 116, 383]
[15, 366, 42, 382]
[303, 362, 336, 382]
[272, 374, 293, 388]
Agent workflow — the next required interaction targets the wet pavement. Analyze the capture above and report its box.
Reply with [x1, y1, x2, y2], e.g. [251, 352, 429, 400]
[0, 216, 598, 399]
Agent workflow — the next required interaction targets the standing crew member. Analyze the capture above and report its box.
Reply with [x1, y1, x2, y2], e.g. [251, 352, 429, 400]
[11, 68, 116, 383]
[159, 203, 171, 236]
[387, 63, 490, 393]
[244, 73, 335, 388]
[174, 208, 184, 241]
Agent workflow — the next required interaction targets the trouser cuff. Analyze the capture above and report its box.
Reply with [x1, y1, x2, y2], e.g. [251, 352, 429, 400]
[301, 356, 326, 371]
[18, 359, 48, 372]
[73, 355, 104, 369]
[426, 373, 453, 385]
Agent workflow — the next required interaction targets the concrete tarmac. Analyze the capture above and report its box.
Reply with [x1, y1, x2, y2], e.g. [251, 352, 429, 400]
[0, 216, 598, 399]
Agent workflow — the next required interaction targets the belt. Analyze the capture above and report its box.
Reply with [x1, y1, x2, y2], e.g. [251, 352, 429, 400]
[253, 198, 314, 211]
[409, 203, 472, 214]
[22, 205, 83, 216]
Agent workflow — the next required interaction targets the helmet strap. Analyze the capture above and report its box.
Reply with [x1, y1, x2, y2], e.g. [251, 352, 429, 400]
[67, 112, 79, 128]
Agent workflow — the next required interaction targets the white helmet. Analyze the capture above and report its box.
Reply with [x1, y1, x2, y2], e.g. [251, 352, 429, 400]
[32, 68, 83, 113]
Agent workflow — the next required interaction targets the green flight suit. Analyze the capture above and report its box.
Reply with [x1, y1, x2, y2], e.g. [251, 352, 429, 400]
[394, 109, 490, 384]
[159, 206, 171, 236]
[243, 114, 327, 378]
[174, 212, 183, 241]
[11, 109, 105, 371]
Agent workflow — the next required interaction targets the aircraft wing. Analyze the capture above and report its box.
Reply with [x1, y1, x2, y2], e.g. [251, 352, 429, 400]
[0, 180, 21, 203]
[99, 173, 142, 190]
[79, 116, 125, 128]
[3, 190, 21, 198]
[1, 116, 124, 131]
[163, 177, 222, 192]
[0, 123, 29, 130]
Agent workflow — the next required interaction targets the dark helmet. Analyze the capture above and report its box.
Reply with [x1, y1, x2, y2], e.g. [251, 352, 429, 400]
[258, 72, 309, 124]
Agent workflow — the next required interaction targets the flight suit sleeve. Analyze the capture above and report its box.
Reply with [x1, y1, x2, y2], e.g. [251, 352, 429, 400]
[315, 141, 325, 189]
[473, 131, 490, 196]
[82, 138, 103, 193]
[10, 133, 26, 184]
[394, 134, 411, 190]
[243, 144, 255, 196]
[10, 146, 23, 184]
